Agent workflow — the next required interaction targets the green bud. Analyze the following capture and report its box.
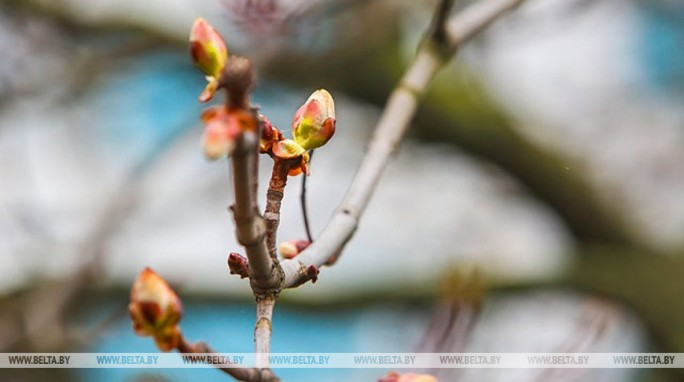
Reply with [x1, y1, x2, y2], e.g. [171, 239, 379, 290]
[189, 18, 228, 78]
[292, 89, 336, 150]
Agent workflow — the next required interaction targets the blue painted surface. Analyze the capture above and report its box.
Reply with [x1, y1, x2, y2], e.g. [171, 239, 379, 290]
[84, 301, 417, 381]
[86, 50, 315, 172]
[89, 52, 205, 166]
[637, 3, 684, 98]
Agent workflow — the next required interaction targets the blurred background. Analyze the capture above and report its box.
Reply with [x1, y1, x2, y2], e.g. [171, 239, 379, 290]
[1, 0, 684, 381]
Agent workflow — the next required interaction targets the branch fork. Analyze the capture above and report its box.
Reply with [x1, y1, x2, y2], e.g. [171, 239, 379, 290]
[131, 1, 528, 380]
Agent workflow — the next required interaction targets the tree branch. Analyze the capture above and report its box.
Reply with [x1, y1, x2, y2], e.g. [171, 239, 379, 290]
[178, 336, 280, 382]
[280, 0, 527, 288]
[262, 0, 638, 251]
[223, 57, 283, 294]
[231, 132, 281, 293]
[222, 56, 284, 381]
[192, 3, 526, 380]
[428, 0, 456, 46]
[445, 0, 524, 52]
[264, 159, 292, 260]
[254, 296, 276, 371]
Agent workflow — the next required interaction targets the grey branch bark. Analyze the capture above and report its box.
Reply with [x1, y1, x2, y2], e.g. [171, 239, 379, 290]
[255, 296, 276, 371]
[223, 56, 283, 294]
[446, 0, 524, 50]
[230, 132, 282, 293]
[280, 0, 527, 288]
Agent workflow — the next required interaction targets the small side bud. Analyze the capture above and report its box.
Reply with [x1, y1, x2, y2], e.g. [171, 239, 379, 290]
[306, 265, 320, 284]
[278, 240, 310, 259]
[292, 89, 336, 150]
[259, 114, 283, 153]
[128, 268, 183, 351]
[227, 252, 250, 279]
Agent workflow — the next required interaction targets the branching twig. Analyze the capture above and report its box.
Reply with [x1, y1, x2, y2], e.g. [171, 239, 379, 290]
[189, 2, 525, 380]
[221, 55, 285, 381]
[280, 0, 527, 288]
[445, 0, 525, 51]
[428, 0, 456, 46]
[300, 150, 314, 242]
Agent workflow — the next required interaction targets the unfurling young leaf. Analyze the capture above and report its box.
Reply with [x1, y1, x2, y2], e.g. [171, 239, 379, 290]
[198, 77, 220, 103]
[272, 139, 311, 175]
[201, 106, 257, 160]
[201, 106, 238, 160]
[272, 139, 307, 159]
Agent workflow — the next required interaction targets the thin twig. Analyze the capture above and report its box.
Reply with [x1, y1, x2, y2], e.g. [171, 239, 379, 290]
[445, 0, 525, 52]
[264, 159, 292, 259]
[255, 296, 276, 370]
[280, 0, 527, 288]
[300, 150, 314, 242]
[428, 0, 456, 45]
[178, 337, 280, 382]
